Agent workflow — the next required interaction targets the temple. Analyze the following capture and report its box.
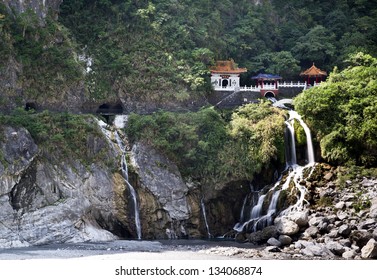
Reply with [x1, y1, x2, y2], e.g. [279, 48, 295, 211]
[300, 63, 327, 85]
[210, 59, 247, 90]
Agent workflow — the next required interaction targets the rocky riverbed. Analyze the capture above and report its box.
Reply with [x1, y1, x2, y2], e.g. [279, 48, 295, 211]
[229, 164, 377, 260]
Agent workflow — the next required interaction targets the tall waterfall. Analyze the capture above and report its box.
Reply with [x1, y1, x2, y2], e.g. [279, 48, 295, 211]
[234, 108, 315, 233]
[200, 198, 212, 238]
[97, 119, 142, 239]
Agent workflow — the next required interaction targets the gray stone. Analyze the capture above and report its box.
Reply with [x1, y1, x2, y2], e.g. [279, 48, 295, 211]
[275, 217, 300, 236]
[267, 237, 281, 247]
[359, 219, 376, 230]
[289, 211, 309, 228]
[279, 235, 292, 246]
[327, 229, 339, 238]
[326, 241, 346, 256]
[248, 226, 278, 244]
[309, 217, 323, 226]
[338, 224, 351, 237]
[350, 230, 373, 248]
[342, 249, 357, 259]
[335, 201, 345, 210]
[361, 239, 377, 259]
[301, 243, 334, 257]
[304, 226, 319, 238]
[337, 211, 348, 221]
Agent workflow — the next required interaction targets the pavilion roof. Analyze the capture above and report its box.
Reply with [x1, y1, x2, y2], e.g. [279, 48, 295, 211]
[300, 63, 327, 77]
[210, 59, 247, 74]
[251, 73, 282, 80]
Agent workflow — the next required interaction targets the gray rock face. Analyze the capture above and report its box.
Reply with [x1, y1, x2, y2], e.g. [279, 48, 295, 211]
[130, 143, 190, 221]
[1, 0, 62, 20]
[0, 124, 129, 248]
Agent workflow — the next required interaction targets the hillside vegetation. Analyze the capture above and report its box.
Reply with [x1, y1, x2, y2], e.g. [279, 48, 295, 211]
[294, 53, 377, 166]
[127, 103, 286, 184]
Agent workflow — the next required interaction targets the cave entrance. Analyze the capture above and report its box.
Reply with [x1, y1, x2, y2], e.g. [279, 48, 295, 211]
[96, 103, 124, 124]
[25, 102, 37, 111]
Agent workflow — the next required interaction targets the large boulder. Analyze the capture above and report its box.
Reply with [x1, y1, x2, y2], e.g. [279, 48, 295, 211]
[275, 217, 299, 236]
[361, 239, 377, 259]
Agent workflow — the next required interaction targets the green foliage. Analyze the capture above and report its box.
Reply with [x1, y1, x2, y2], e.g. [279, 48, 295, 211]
[0, 4, 83, 100]
[127, 104, 286, 183]
[294, 52, 377, 166]
[0, 109, 107, 166]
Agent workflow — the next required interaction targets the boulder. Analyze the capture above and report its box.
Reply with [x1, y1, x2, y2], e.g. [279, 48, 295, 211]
[361, 239, 377, 259]
[338, 224, 351, 237]
[248, 226, 278, 244]
[342, 249, 357, 259]
[301, 243, 334, 257]
[304, 226, 319, 238]
[275, 217, 299, 236]
[279, 235, 292, 246]
[289, 211, 309, 228]
[326, 241, 346, 256]
[350, 230, 373, 248]
[267, 237, 281, 247]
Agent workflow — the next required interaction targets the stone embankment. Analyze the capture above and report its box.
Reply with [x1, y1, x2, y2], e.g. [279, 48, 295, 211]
[231, 164, 377, 259]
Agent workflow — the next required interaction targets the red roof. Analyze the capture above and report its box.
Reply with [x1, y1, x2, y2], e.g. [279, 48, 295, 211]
[300, 63, 327, 77]
[210, 59, 247, 74]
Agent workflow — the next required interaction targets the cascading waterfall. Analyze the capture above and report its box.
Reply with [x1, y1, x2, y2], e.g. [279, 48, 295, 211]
[97, 118, 142, 239]
[114, 132, 142, 240]
[200, 198, 212, 238]
[234, 107, 316, 233]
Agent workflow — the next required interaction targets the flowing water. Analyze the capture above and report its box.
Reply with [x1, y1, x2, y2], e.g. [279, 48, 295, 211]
[97, 119, 142, 239]
[234, 107, 316, 233]
[200, 198, 212, 238]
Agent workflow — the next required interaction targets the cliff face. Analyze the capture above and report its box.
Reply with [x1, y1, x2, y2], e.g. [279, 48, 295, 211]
[0, 122, 128, 248]
[1, 0, 62, 19]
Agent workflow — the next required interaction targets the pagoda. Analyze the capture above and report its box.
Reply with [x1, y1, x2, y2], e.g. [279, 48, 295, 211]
[300, 63, 327, 85]
[210, 59, 247, 91]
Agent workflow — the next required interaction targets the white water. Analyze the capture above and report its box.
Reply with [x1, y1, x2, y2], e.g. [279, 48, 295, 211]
[234, 108, 316, 233]
[200, 199, 212, 238]
[97, 119, 142, 239]
[288, 110, 315, 164]
[115, 132, 142, 240]
[285, 120, 297, 166]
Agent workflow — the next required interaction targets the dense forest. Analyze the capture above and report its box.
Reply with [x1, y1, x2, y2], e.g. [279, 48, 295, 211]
[1, 0, 377, 173]
[1, 0, 377, 102]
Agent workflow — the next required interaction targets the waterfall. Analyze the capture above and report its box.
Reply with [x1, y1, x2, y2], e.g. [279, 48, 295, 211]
[115, 131, 142, 240]
[285, 119, 297, 166]
[287, 110, 315, 164]
[97, 119, 142, 239]
[200, 198, 212, 238]
[234, 108, 315, 233]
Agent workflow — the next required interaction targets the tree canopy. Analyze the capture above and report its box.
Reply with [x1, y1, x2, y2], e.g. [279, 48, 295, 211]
[294, 52, 377, 166]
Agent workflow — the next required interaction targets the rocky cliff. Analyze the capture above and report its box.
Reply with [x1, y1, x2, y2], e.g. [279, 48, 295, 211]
[0, 122, 127, 248]
[2, 0, 62, 20]
[0, 118, 249, 248]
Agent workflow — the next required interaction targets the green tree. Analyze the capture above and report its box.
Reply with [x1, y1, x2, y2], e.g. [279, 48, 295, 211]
[294, 52, 377, 166]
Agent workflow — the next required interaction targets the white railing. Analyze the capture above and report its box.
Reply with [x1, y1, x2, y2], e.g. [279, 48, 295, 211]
[278, 81, 307, 88]
[213, 81, 310, 92]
